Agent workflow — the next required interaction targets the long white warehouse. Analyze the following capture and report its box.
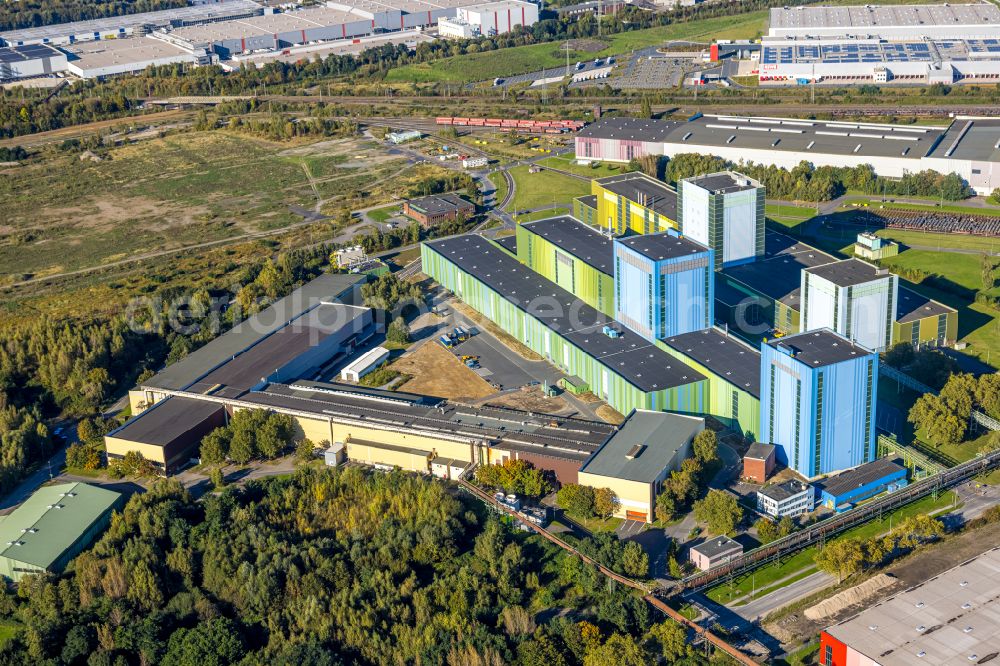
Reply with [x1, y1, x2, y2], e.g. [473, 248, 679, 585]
[340, 346, 391, 382]
[768, 3, 1000, 40]
[576, 114, 1000, 195]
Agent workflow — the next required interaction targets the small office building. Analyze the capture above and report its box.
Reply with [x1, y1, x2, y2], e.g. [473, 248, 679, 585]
[757, 480, 814, 518]
[577, 410, 704, 523]
[854, 232, 898, 261]
[689, 535, 743, 570]
[816, 458, 908, 512]
[0, 483, 123, 582]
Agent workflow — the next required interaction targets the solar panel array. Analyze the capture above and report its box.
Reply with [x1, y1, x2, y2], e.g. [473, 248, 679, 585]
[760, 39, 1000, 65]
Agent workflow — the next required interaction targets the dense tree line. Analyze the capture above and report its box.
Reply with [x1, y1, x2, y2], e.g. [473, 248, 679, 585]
[0, 469, 725, 665]
[0, 0, 184, 31]
[660, 153, 973, 202]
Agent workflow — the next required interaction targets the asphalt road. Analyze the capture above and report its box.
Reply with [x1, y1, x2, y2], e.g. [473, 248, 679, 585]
[729, 570, 835, 621]
[452, 335, 536, 389]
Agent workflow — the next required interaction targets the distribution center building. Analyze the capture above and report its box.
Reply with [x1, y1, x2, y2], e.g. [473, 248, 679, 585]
[0, 483, 123, 582]
[613, 232, 714, 341]
[678, 171, 765, 269]
[0, 44, 67, 80]
[801, 259, 899, 352]
[576, 114, 1000, 196]
[438, 0, 539, 39]
[767, 4, 1000, 41]
[759, 329, 878, 478]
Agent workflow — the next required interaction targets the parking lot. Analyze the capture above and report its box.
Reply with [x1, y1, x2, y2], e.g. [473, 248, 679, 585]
[450, 335, 536, 390]
[611, 48, 698, 89]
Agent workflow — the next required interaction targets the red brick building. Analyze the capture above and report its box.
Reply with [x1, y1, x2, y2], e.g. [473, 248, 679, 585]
[403, 193, 475, 228]
[743, 442, 775, 483]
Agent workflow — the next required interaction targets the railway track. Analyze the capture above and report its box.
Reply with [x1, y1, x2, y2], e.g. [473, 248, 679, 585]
[680, 446, 1000, 593]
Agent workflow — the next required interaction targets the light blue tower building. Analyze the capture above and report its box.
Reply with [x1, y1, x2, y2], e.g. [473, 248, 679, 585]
[759, 328, 878, 478]
[613, 232, 714, 342]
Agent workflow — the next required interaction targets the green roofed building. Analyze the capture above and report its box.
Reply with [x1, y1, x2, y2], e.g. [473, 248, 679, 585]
[0, 482, 123, 582]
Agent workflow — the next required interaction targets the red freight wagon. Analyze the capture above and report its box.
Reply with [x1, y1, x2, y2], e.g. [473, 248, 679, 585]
[435, 117, 454, 125]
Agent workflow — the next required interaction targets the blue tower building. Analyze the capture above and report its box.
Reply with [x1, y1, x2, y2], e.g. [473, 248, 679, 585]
[613, 232, 714, 342]
[759, 329, 878, 478]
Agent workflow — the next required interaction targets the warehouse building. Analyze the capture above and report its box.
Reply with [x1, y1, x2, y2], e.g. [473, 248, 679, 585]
[819, 545, 1000, 666]
[718, 230, 957, 347]
[759, 329, 878, 478]
[576, 118, 679, 164]
[613, 232, 714, 340]
[801, 259, 899, 352]
[767, 4, 1000, 41]
[438, 0, 539, 39]
[591, 172, 678, 235]
[577, 114, 1000, 196]
[402, 192, 475, 228]
[578, 410, 704, 523]
[0, 44, 67, 80]
[758, 36, 1000, 87]
[678, 171, 765, 269]
[340, 346, 391, 382]
[422, 235, 708, 416]
[499, 218, 761, 437]
[0, 0, 263, 46]
[106, 397, 227, 473]
[515, 215, 616, 316]
[815, 456, 907, 511]
[65, 37, 209, 78]
[0, 483, 123, 582]
[659, 327, 761, 439]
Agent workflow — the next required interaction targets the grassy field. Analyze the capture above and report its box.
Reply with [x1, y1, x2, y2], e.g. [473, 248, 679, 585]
[366, 205, 401, 223]
[766, 203, 819, 227]
[516, 207, 572, 223]
[0, 132, 410, 282]
[537, 155, 626, 178]
[843, 198, 1000, 218]
[385, 12, 767, 84]
[705, 493, 959, 604]
[506, 165, 591, 212]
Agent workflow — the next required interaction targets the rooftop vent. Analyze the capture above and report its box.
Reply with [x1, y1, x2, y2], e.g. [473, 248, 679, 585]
[626, 444, 646, 460]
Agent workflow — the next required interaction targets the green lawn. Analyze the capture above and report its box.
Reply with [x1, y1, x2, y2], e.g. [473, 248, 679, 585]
[515, 207, 572, 223]
[537, 155, 625, 178]
[385, 12, 767, 84]
[843, 198, 1000, 218]
[506, 165, 591, 212]
[492, 171, 509, 206]
[367, 205, 400, 223]
[558, 514, 624, 534]
[766, 203, 819, 226]
[705, 492, 960, 604]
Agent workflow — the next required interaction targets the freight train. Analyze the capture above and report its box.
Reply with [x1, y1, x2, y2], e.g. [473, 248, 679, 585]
[435, 116, 586, 133]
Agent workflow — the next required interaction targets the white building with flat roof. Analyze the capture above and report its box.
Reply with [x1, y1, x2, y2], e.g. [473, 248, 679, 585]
[768, 3, 1000, 40]
[439, 0, 538, 38]
[340, 346, 390, 382]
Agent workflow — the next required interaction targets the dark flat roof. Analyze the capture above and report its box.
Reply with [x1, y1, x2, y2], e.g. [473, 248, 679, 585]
[684, 171, 758, 195]
[111, 397, 223, 447]
[245, 382, 616, 458]
[594, 172, 678, 219]
[691, 535, 742, 558]
[522, 215, 614, 276]
[759, 480, 811, 502]
[805, 258, 891, 287]
[665, 114, 944, 161]
[424, 235, 705, 393]
[493, 235, 517, 254]
[816, 457, 906, 499]
[579, 410, 703, 483]
[661, 328, 761, 397]
[406, 193, 473, 216]
[767, 328, 874, 367]
[722, 231, 836, 307]
[576, 194, 598, 210]
[577, 117, 680, 143]
[616, 231, 709, 262]
[896, 285, 956, 323]
[143, 273, 364, 392]
[745, 441, 775, 460]
[925, 117, 1000, 163]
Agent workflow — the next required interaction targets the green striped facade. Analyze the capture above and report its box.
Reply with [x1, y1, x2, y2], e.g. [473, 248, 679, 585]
[422, 243, 707, 417]
[515, 223, 615, 317]
[655, 341, 761, 440]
